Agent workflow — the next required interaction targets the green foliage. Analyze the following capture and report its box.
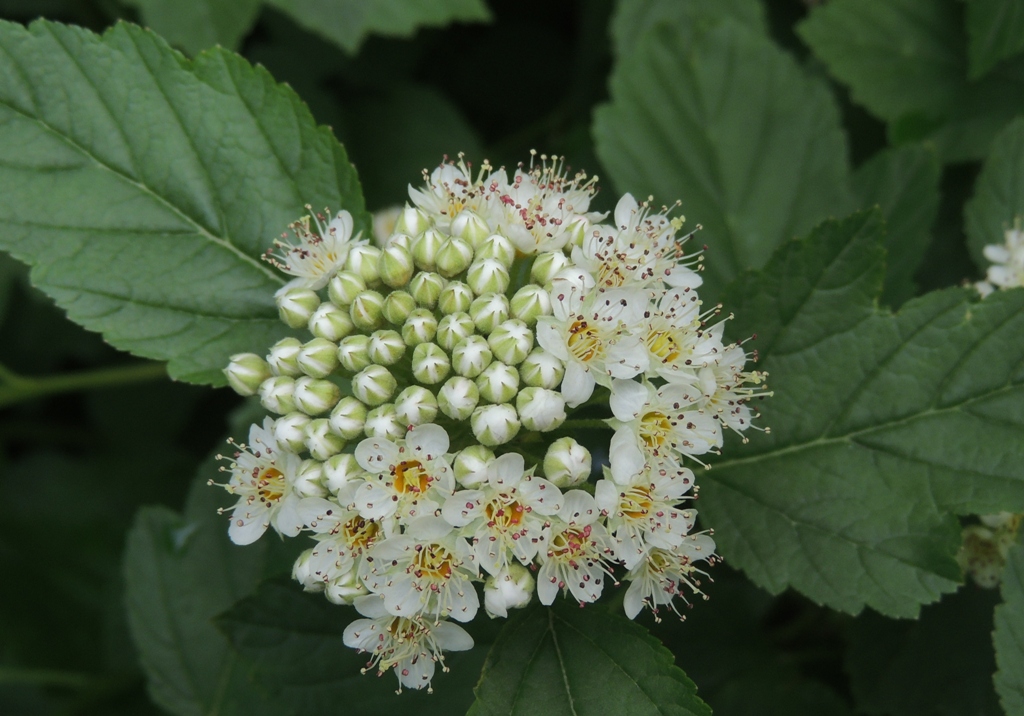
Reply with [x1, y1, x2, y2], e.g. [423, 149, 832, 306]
[966, 0, 1024, 80]
[124, 0, 260, 55]
[995, 541, 1024, 715]
[609, 0, 766, 56]
[966, 117, 1024, 267]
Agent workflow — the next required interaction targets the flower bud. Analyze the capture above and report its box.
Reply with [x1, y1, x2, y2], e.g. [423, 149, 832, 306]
[510, 284, 552, 326]
[395, 205, 430, 236]
[488, 319, 534, 365]
[329, 396, 367, 440]
[364, 403, 404, 440]
[530, 251, 570, 286]
[308, 301, 354, 342]
[452, 335, 493, 378]
[352, 364, 397, 406]
[543, 437, 591, 487]
[305, 418, 346, 460]
[438, 376, 480, 420]
[337, 334, 372, 373]
[467, 258, 511, 295]
[453, 444, 495, 488]
[293, 376, 341, 415]
[367, 329, 406, 366]
[372, 206, 401, 245]
[294, 459, 328, 498]
[292, 548, 320, 592]
[476, 361, 519, 404]
[475, 233, 515, 268]
[471, 403, 521, 446]
[438, 281, 474, 314]
[520, 348, 565, 389]
[325, 566, 370, 605]
[224, 353, 271, 396]
[436, 312, 476, 351]
[327, 271, 366, 307]
[409, 271, 445, 308]
[566, 216, 589, 248]
[274, 411, 311, 452]
[378, 244, 415, 288]
[384, 232, 413, 251]
[469, 292, 510, 334]
[345, 244, 381, 285]
[394, 385, 439, 426]
[436, 237, 474, 277]
[412, 342, 451, 385]
[401, 308, 438, 346]
[267, 337, 302, 376]
[484, 564, 535, 618]
[451, 210, 491, 245]
[516, 387, 566, 432]
[276, 286, 321, 328]
[259, 375, 296, 414]
[411, 229, 445, 271]
[382, 290, 416, 324]
[297, 338, 340, 378]
[349, 290, 385, 331]
[323, 452, 366, 494]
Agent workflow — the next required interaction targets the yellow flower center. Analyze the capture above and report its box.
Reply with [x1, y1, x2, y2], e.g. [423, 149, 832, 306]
[639, 411, 673, 450]
[548, 526, 591, 560]
[485, 498, 526, 530]
[413, 544, 455, 580]
[645, 329, 682, 363]
[393, 460, 431, 494]
[342, 515, 379, 551]
[567, 320, 603, 363]
[257, 467, 285, 503]
[620, 485, 654, 520]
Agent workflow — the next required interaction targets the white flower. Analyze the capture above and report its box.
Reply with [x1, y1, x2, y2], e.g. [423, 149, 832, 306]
[981, 227, 1024, 291]
[642, 290, 724, 383]
[696, 343, 769, 434]
[622, 536, 716, 620]
[408, 157, 504, 232]
[537, 490, 616, 605]
[291, 497, 381, 595]
[266, 208, 363, 290]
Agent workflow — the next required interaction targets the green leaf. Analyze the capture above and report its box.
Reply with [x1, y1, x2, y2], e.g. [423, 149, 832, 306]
[995, 540, 1024, 715]
[593, 20, 854, 300]
[123, 0, 261, 54]
[469, 601, 711, 716]
[852, 144, 940, 307]
[799, 0, 1024, 162]
[610, 0, 766, 56]
[703, 210, 1024, 617]
[966, 0, 1024, 79]
[265, 0, 492, 54]
[965, 117, 1024, 269]
[0, 20, 368, 385]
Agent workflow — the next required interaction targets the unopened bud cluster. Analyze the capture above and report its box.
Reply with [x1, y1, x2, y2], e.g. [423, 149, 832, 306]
[216, 153, 769, 692]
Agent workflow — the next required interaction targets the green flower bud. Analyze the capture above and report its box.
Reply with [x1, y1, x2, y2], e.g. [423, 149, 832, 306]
[411, 229, 445, 271]
[367, 329, 406, 365]
[378, 244, 415, 288]
[401, 308, 438, 346]
[327, 271, 366, 307]
[438, 376, 480, 421]
[565, 217, 589, 248]
[352, 364, 397, 406]
[364, 403, 404, 440]
[323, 453, 367, 494]
[475, 233, 515, 268]
[453, 444, 495, 488]
[452, 335, 493, 378]
[394, 385, 439, 426]
[329, 396, 367, 440]
[293, 376, 341, 415]
[437, 281, 474, 314]
[530, 251, 570, 286]
[308, 301, 354, 341]
[349, 290, 386, 331]
[395, 206, 430, 236]
[476, 361, 519, 403]
[436, 312, 476, 351]
[337, 334, 372, 373]
[224, 353, 271, 396]
[516, 387, 566, 432]
[267, 337, 302, 377]
[382, 290, 416, 324]
[259, 375, 296, 414]
[305, 418, 346, 461]
[471, 403, 520, 446]
[451, 210, 491, 245]
[510, 284, 552, 326]
[436, 236, 474, 277]
[297, 337, 340, 378]
[294, 459, 328, 498]
[520, 348, 565, 389]
[411, 342, 451, 385]
[276, 286, 321, 328]
[467, 258, 511, 295]
[469, 292, 510, 334]
[385, 232, 413, 251]
[346, 244, 382, 284]
[487, 319, 534, 365]
[325, 567, 370, 605]
[543, 437, 591, 488]
[274, 411, 311, 453]
[409, 271, 446, 308]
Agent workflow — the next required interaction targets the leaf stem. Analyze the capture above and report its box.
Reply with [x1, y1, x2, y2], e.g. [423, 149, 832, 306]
[560, 419, 611, 431]
[0, 361, 168, 409]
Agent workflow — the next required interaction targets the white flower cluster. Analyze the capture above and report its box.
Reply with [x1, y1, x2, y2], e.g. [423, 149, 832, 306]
[957, 512, 1022, 588]
[976, 226, 1024, 296]
[214, 154, 768, 692]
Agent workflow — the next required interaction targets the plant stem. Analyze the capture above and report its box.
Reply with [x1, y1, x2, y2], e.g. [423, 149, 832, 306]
[0, 666, 96, 689]
[0, 361, 168, 409]
[560, 418, 611, 431]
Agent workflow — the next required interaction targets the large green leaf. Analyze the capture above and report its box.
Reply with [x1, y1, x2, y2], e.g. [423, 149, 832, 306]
[124, 0, 261, 54]
[995, 541, 1024, 715]
[966, 0, 1024, 80]
[469, 601, 710, 716]
[594, 20, 854, 300]
[965, 117, 1024, 269]
[702, 210, 1024, 617]
[799, 0, 1024, 162]
[0, 20, 368, 385]
[265, 0, 491, 54]
[610, 0, 766, 56]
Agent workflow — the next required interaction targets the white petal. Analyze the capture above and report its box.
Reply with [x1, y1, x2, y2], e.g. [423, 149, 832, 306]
[406, 515, 453, 541]
[609, 378, 650, 420]
[558, 490, 599, 525]
[614, 193, 639, 229]
[489, 453, 525, 489]
[355, 437, 399, 473]
[433, 621, 474, 651]
[536, 318, 569, 359]
[228, 512, 270, 545]
[537, 563, 558, 605]
[623, 580, 645, 619]
[442, 490, 485, 527]
[561, 361, 596, 408]
[409, 423, 449, 459]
